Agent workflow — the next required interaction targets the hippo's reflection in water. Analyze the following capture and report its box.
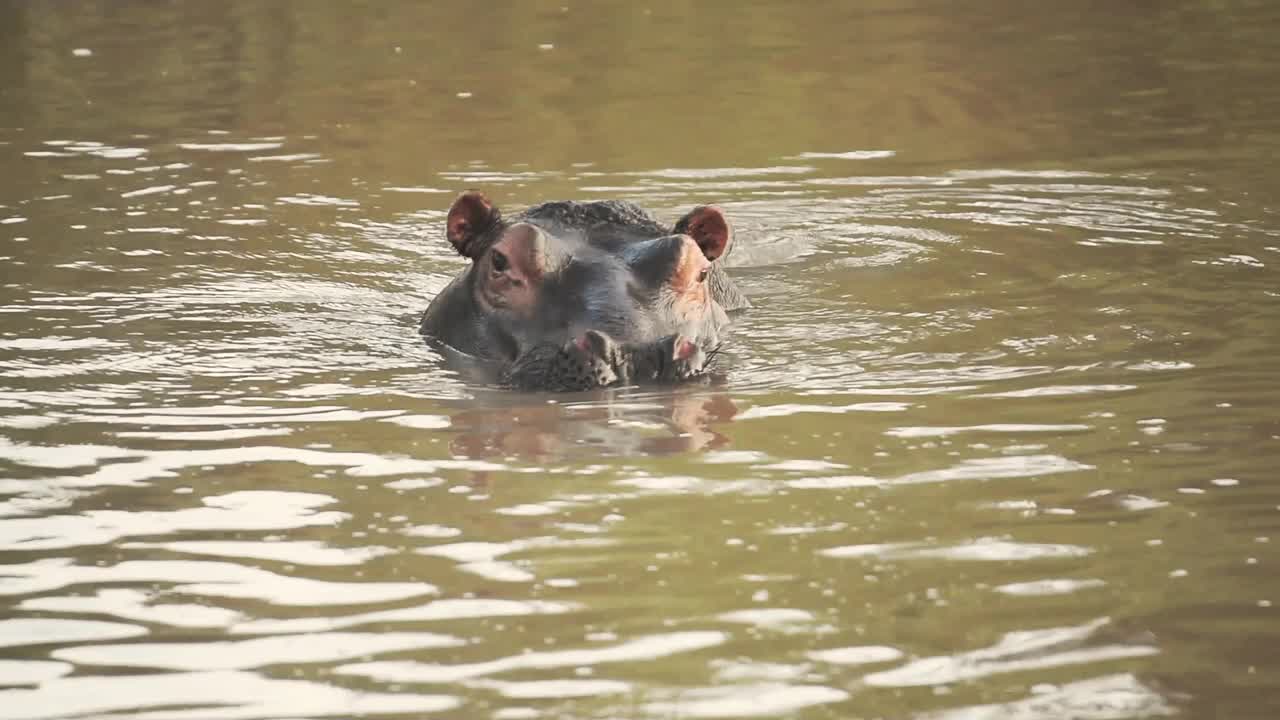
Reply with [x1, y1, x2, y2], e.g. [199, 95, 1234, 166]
[445, 387, 738, 462]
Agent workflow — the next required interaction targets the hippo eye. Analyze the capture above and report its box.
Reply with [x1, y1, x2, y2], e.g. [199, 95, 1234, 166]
[491, 250, 509, 273]
[697, 267, 709, 283]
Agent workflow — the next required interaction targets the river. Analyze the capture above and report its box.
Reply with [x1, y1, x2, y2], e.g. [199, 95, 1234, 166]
[1, 2, 1278, 718]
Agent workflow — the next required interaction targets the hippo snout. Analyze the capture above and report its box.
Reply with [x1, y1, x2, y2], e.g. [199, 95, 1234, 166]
[502, 330, 712, 392]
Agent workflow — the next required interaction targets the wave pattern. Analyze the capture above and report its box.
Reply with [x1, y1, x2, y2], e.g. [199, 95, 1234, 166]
[1, 121, 1277, 718]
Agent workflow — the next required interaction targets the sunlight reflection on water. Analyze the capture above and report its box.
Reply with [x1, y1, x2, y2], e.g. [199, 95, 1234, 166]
[4, 1, 1280, 717]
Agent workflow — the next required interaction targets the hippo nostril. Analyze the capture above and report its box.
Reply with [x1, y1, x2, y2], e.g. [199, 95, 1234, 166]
[672, 335, 699, 361]
[574, 329, 614, 359]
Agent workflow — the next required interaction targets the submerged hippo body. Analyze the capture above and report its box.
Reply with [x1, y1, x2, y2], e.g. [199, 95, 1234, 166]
[420, 191, 748, 391]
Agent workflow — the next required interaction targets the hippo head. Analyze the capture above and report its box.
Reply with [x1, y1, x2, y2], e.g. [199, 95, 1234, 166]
[420, 191, 747, 391]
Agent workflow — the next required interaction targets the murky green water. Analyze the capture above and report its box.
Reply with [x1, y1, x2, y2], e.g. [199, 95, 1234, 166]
[2, 1, 1279, 718]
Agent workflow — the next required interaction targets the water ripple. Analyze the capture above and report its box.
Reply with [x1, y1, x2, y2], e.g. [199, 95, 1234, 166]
[0, 559, 436, 607]
[229, 598, 578, 636]
[53, 632, 464, 671]
[0, 671, 458, 719]
[920, 674, 1175, 720]
[338, 631, 728, 684]
[0, 491, 345, 551]
[643, 684, 850, 718]
[0, 618, 146, 648]
[863, 618, 1156, 688]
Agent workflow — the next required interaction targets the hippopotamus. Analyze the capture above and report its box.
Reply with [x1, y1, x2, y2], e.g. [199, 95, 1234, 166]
[420, 191, 748, 391]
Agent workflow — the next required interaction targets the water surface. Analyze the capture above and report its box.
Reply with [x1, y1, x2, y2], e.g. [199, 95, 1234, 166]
[2, 2, 1279, 718]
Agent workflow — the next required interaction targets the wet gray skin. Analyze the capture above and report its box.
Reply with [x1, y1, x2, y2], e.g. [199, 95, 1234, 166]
[420, 192, 747, 391]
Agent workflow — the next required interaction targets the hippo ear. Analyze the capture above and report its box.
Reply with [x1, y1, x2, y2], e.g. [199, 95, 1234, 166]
[673, 205, 731, 261]
[446, 191, 501, 259]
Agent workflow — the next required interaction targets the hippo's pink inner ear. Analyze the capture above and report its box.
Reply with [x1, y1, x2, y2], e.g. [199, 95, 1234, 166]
[446, 191, 500, 259]
[675, 205, 731, 261]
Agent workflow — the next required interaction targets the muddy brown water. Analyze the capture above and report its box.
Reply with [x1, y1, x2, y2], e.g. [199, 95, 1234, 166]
[2, 2, 1279, 718]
